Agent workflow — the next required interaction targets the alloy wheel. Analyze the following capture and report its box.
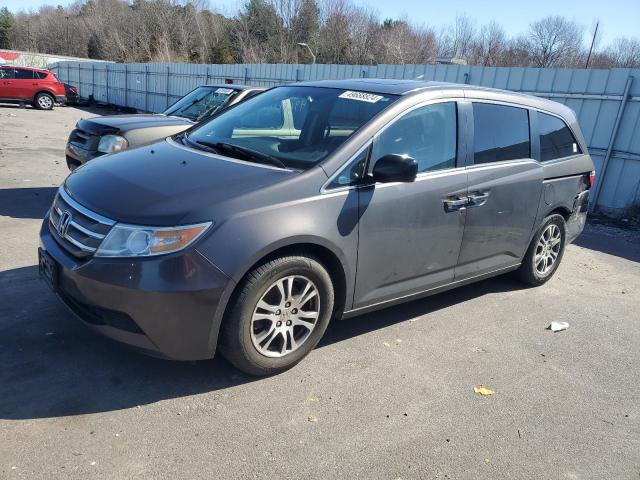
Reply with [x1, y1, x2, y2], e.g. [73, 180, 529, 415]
[534, 223, 561, 276]
[250, 275, 320, 358]
[38, 95, 53, 109]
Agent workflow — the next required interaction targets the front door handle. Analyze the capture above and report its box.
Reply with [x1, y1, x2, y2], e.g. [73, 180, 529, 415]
[468, 191, 490, 208]
[443, 196, 468, 212]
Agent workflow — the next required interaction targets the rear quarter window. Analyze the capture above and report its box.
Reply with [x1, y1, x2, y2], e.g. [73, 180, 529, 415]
[539, 112, 581, 161]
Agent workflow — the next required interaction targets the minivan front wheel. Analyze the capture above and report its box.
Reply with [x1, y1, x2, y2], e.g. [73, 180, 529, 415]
[516, 214, 567, 286]
[220, 255, 334, 376]
[34, 93, 54, 110]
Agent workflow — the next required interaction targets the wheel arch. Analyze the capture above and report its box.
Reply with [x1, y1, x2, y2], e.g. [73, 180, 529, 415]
[33, 90, 56, 102]
[206, 238, 350, 355]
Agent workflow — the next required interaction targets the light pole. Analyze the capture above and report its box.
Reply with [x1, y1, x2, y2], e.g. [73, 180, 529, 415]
[296, 42, 316, 64]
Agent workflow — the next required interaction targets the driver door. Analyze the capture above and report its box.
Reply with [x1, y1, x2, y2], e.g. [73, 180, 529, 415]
[354, 100, 468, 308]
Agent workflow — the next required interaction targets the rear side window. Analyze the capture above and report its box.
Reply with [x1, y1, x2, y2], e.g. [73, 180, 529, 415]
[539, 112, 581, 161]
[473, 103, 530, 164]
[373, 102, 457, 173]
[14, 69, 35, 79]
[35, 71, 48, 79]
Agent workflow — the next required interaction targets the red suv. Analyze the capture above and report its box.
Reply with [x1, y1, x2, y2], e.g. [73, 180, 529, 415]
[0, 66, 66, 110]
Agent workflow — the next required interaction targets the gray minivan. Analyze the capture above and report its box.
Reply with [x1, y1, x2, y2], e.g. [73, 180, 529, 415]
[39, 79, 594, 375]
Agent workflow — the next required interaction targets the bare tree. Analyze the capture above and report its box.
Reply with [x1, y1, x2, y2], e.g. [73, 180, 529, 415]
[470, 21, 507, 66]
[438, 13, 476, 60]
[523, 16, 584, 67]
[3, 1, 640, 68]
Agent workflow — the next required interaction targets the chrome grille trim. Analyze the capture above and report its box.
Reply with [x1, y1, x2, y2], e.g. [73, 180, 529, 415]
[58, 187, 116, 226]
[50, 186, 116, 257]
[69, 219, 106, 239]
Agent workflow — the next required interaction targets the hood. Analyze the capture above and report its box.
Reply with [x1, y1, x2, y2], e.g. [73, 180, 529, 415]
[78, 114, 194, 135]
[64, 138, 297, 226]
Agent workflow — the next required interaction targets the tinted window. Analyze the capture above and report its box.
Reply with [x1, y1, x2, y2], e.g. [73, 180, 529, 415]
[14, 69, 34, 79]
[35, 71, 48, 79]
[326, 145, 369, 189]
[473, 103, 530, 164]
[0, 68, 15, 79]
[539, 112, 581, 161]
[372, 102, 457, 173]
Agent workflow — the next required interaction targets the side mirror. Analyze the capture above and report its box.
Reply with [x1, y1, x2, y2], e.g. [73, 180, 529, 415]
[371, 154, 418, 183]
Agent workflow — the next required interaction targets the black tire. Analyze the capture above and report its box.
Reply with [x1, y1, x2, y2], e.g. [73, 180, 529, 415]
[219, 255, 335, 376]
[516, 214, 567, 286]
[34, 92, 54, 110]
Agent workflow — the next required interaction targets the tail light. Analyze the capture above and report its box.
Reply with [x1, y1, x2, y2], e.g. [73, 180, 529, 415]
[588, 170, 596, 189]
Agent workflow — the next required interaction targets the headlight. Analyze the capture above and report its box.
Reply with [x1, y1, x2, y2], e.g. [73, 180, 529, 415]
[97, 135, 128, 154]
[95, 222, 212, 258]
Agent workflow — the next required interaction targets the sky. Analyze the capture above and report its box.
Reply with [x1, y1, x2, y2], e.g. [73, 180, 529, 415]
[3, 0, 639, 45]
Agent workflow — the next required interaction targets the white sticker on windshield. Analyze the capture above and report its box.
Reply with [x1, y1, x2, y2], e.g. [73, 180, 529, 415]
[339, 91, 384, 103]
[215, 87, 235, 95]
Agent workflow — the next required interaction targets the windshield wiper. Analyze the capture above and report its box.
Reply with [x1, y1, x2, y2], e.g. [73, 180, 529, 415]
[198, 140, 287, 169]
[181, 133, 219, 154]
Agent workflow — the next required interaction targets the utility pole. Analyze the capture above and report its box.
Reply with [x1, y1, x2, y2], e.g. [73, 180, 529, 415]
[585, 21, 599, 69]
[65, 16, 70, 56]
[129, 3, 136, 61]
[26, 20, 30, 51]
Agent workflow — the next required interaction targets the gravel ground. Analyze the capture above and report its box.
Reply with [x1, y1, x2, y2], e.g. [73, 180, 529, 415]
[1, 104, 639, 480]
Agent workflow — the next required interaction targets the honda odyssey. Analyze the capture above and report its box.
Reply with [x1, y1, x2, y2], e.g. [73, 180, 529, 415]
[39, 79, 595, 375]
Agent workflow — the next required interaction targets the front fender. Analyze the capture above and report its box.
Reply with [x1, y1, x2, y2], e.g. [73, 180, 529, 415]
[196, 189, 361, 354]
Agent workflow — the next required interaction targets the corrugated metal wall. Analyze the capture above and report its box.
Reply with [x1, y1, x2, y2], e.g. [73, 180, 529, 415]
[50, 61, 640, 217]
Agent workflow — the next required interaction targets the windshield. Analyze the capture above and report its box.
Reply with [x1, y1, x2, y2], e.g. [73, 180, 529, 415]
[164, 86, 239, 121]
[186, 86, 398, 170]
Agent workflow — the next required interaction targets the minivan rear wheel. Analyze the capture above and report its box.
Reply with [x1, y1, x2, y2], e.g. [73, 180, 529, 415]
[34, 92, 54, 110]
[219, 255, 334, 376]
[516, 214, 566, 286]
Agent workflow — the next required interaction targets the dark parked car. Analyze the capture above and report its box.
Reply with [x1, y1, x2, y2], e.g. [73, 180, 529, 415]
[65, 84, 265, 170]
[39, 79, 595, 375]
[63, 83, 79, 105]
[0, 66, 66, 109]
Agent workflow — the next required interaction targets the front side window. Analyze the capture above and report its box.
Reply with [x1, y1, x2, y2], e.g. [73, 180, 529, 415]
[372, 102, 457, 173]
[0, 68, 15, 79]
[473, 103, 530, 164]
[187, 86, 398, 171]
[14, 69, 34, 80]
[539, 112, 581, 161]
[164, 86, 239, 121]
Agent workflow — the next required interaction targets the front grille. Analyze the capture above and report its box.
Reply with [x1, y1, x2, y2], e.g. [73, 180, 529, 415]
[69, 128, 98, 149]
[49, 187, 115, 258]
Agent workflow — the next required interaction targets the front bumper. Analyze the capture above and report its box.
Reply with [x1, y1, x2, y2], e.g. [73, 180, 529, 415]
[39, 217, 232, 360]
[65, 140, 103, 169]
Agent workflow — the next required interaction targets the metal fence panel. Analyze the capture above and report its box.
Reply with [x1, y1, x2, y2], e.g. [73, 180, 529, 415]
[49, 61, 640, 217]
